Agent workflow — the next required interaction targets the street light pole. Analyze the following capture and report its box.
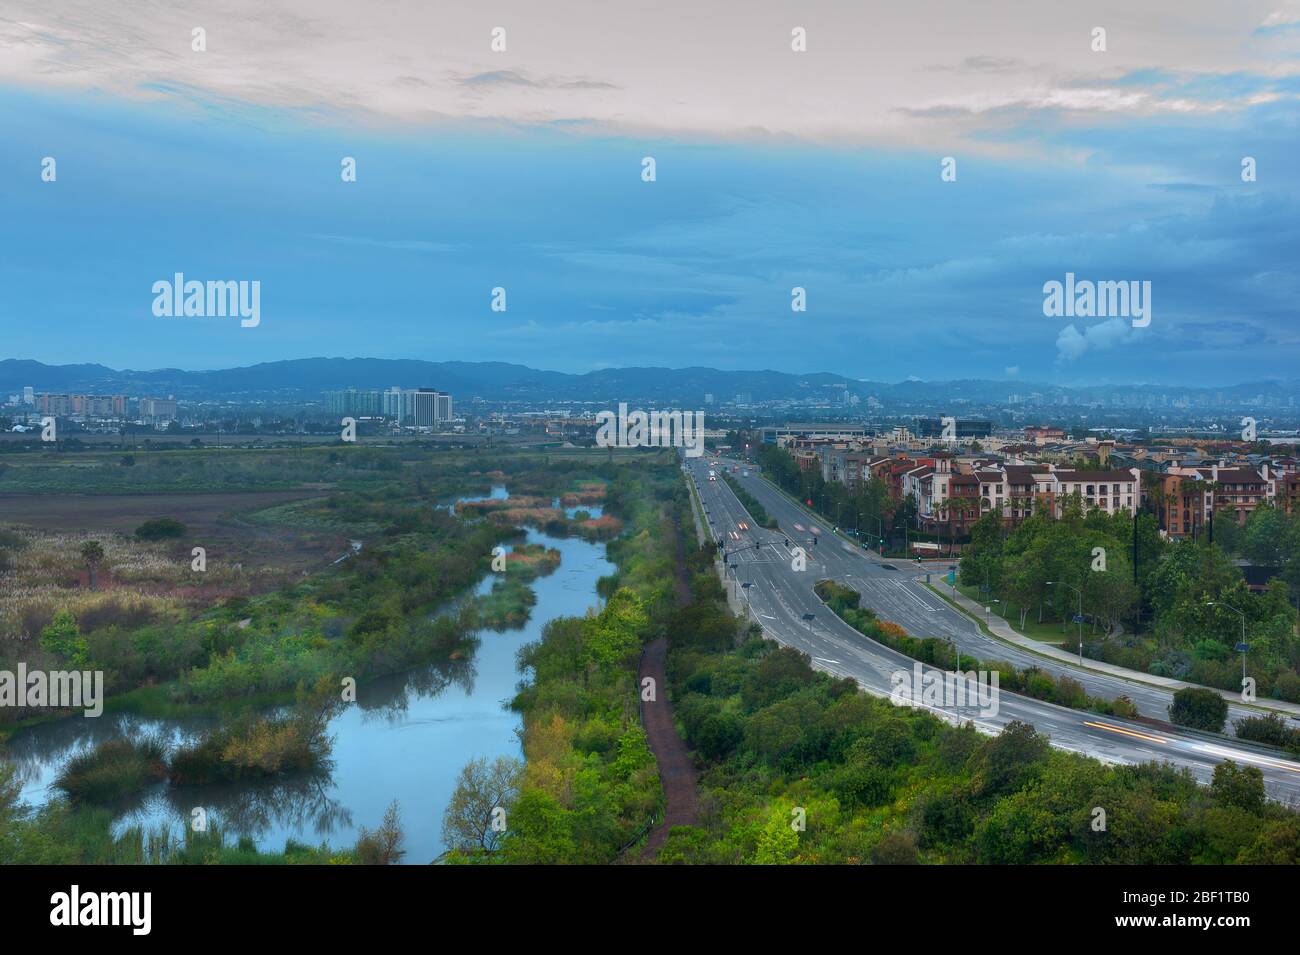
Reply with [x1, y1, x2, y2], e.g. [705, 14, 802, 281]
[1047, 580, 1085, 665]
[1206, 600, 1248, 686]
[1076, 589, 1083, 665]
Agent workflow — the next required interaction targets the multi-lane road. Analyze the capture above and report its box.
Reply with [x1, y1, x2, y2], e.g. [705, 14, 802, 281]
[687, 456, 1300, 800]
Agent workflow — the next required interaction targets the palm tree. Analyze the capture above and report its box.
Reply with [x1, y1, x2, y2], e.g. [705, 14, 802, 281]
[80, 540, 105, 591]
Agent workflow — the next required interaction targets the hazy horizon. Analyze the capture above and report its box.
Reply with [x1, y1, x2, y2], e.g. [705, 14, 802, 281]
[3, 354, 1297, 393]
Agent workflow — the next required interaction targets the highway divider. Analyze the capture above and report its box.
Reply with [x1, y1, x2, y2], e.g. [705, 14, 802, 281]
[720, 471, 778, 528]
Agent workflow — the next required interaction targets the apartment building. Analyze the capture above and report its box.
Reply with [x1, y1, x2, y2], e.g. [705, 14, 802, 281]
[889, 453, 1141, 536]
[326, 387, 453, 429]
[1281, 472, 1300, 516]
[38, 393, 128, 417]
[1043, 468, 1142, 517]
[137, 397, 178, 422]
[818, 448, 878, 486]
[1157, 463, 1275, 536]
[1024, 425, 1067, 444]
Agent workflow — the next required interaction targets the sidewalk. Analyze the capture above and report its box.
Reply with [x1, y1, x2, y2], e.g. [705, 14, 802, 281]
[932, 579, 1300, 718]
[757, 470, 1300, 719]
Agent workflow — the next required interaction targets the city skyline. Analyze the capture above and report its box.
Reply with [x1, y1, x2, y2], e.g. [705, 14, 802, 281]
[4, 354, 1300, 400]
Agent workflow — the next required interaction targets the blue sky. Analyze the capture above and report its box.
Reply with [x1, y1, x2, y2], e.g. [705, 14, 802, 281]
[0, 2, 1298, 385]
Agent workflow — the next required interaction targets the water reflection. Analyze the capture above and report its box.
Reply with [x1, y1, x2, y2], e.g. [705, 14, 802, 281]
[3, 511, 613, 863]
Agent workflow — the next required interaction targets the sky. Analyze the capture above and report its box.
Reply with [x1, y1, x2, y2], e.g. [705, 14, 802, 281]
[1, 1, 1298, 385]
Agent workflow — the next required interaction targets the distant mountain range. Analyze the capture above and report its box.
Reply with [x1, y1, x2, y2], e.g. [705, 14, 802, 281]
[1, 358, 1297, 407]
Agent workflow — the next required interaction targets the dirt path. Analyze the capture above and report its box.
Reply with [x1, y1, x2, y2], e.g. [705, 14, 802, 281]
[636, 514, 698, 861]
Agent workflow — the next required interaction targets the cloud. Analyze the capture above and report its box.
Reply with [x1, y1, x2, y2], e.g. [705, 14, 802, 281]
[1055, 319, 1134, 363]
[1256, 8, 1300, 33]
[0, 0, 1296, 146]
[931, 55, 1029, 74]
[455, 70, 619, 91]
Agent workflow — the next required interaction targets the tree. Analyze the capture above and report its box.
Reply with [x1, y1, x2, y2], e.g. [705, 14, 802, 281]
[442, 755, 523, 854]
[499, 789, 576, 864]
[1168, 687, 1228, 733]
[871, 830, 919, 865]
[79, 540, 104, 591]
[971, 720, 1049, 797]
[752, 804, 799, 864]
[354, 799, 406, 864]
[1211, 760, 1265, 814]
[0, 762, 27, 864]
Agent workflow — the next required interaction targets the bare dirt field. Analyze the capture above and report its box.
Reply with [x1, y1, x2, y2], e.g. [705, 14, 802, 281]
[0, 490, 350, 639]
[0, 489, 347, 577]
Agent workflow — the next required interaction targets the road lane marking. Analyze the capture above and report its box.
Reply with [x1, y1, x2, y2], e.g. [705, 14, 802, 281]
[893, 580, 938, 612]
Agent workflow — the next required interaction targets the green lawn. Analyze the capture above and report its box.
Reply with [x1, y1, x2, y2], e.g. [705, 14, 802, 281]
[948, 583, 1077, 644]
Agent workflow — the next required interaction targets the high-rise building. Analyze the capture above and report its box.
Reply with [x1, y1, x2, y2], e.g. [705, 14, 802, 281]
[38, 393, 127, 417]
[381, 386, 407, 422]
[326, 388, 384, 417]
[323, 387, 451, 428]
[408, 389, 453, 428]
[412, 388, 438, 428]
[139, 397, 178, 421]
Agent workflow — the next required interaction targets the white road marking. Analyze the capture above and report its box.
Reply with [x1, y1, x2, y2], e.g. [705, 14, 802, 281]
[894, 580, 938, 612]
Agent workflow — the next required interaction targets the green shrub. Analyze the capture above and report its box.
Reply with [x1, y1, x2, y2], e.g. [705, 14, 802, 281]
[1234, 713, 1300, 753]
[134, 517, 187, 540]
[1168, 687, 1229, 733]
[39, 610, 88, 665]
[54, 736, 168, 804]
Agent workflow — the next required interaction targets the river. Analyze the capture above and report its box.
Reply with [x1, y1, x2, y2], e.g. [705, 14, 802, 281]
[2, 487, 612, 863]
